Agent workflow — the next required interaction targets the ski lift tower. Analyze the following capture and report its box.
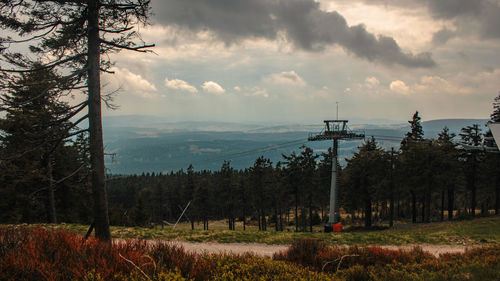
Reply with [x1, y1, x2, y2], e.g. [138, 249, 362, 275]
[308, 120, 365, 232]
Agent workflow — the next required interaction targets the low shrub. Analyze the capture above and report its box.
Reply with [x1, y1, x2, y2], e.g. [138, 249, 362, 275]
[1, 227, 499, 281]
[274, 238, 500, 281]
[0, 227, 332, 280]
[273, 238, 326, 269]
[274, 240, 435, 273]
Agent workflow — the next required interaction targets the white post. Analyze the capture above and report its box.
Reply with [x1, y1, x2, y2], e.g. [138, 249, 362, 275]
[329, 140, 338, 225]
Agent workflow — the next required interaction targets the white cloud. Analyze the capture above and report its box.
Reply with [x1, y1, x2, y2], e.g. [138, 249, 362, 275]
[250, 88, 269, 98]
[390, 80, 410, 95]
[234, 86, 241, 91]
[241, 87, 270, 98]
[106, 67, 158, 99]
[365, 77, 380, 88]
[202, 81, 226, 95]
[413, 75, 458, 95]
[265, 70, 307, 86]
[164, 78, 198, 93]
[410, 70, 500, 96]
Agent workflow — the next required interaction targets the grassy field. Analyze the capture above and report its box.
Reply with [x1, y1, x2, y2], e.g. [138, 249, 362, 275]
[27, 215, 500, 246]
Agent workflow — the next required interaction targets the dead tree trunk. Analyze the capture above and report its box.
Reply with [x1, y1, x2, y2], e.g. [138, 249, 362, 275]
[46, 155, 57, 224]
[411, 191, 417, 223]
[364, 197, 372, 228]
[88, 0, 111, 241]
[440, 189, 445, 221]
[448, 184, 455, 220]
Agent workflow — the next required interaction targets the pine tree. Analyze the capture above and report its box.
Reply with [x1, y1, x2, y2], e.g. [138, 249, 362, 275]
[249, 156, 273, 231]
[401, 111, 424, 150]
[318, 148, 333, 222]
[460, 124, 483, 217]
[218, 161, 236, 230]
[436, 127, 460, 220]
[282, 152, 302, 232]
[0, 68, 85, 223]
[298, 146, 318, 232]
[182, 164, 196, 230]
[1, 0, 154, 240]
[491, 92, 500, 122]
[343, 137, 387, 227]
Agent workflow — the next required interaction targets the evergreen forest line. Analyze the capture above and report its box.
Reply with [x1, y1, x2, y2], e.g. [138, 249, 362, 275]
[1, 73, 499, 231]
[105, 111, 500, 230]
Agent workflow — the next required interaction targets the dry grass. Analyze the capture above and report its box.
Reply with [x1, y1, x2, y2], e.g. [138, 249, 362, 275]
[17, 215, 500, 246]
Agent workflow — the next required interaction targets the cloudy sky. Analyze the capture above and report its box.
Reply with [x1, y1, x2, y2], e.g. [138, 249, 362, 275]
[102, 0, 500, 124]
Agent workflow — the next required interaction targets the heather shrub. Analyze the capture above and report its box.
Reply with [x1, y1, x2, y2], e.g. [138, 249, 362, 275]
[0, 227, 148, 280]
[274, 240, 435, 273]
[2, 227, 499, 281]
[209, 254, 332, 281]
[338, 265, 372, 281]
[148, 241, 213, 281]
[0, 227, 334, 280]
[274, 238, 500, 281]
[273, 238, 327, 269]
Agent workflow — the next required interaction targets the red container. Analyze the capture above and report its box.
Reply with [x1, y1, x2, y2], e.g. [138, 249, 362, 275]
[333, 222, 342, 232]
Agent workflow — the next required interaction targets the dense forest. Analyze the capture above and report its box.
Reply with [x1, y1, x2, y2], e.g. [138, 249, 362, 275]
[1, 85, 499, 230]
[103, 112, 500, 230]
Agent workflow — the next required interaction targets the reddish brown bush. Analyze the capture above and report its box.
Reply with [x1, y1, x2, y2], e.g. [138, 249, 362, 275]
[0, 227, 149, 280]
[275, 240, 436, 273]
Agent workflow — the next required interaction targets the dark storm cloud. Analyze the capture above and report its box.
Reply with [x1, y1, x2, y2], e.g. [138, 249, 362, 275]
[151, 0, 435, 68]
[342, 0, 500, 40]
[432, 28, 456, 45]
[425, 0, 484, 18]
[418, 0, 500, 40]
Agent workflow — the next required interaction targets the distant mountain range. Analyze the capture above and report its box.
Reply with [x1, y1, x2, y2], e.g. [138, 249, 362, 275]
[102, 115, 489, 174]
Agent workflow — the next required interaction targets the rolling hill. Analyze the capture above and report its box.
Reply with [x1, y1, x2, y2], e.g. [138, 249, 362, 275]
[102, 115, 489, 174]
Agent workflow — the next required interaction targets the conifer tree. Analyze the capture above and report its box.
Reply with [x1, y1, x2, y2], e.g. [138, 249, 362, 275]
[0, 0, 154, 240]
[282, 152, 302, 232]
[298, 146, 318, 232]
[491, 92, 500, 122]
[249, 156, 273, 231]
[459, 124, 483, 217]
[399, 111, 431, 223]
[343, 137, 387, 227]
[0, 68, 86, 223]
[401, 111, 424, 150]
[436, 127, 460, 220]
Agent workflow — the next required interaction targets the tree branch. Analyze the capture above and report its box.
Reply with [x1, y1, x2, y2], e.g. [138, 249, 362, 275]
[99, 38, 154, 52]
[0, 53, 86, 73]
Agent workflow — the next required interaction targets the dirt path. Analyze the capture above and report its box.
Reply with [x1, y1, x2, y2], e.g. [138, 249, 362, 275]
[115, 238, 478, 257]
[173, 241, 289, 257]
[167, 241, 475, 257]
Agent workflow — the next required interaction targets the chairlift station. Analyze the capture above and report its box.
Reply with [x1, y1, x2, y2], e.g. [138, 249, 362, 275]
[308, 120, 365, 232]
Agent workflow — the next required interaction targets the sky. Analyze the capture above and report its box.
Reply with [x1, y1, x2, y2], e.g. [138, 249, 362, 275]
[101, 0, 500, 124]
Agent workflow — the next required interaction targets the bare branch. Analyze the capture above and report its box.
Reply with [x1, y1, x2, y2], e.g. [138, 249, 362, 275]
[99, 26, 134, 34]
[63, 128, 89, 139]
[1, 24, 58, 44]
[99, 38, 154, 52]
[0, 53, 86, 73]
[54, 164, 85, 184]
